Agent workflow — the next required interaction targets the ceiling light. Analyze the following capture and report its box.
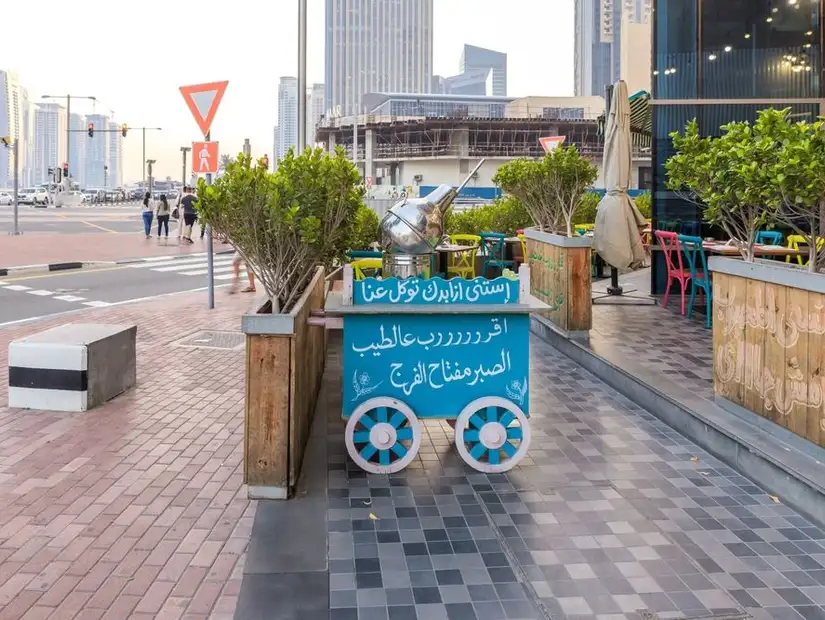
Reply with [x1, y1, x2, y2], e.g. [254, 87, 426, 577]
[745, 33, 752, 38]
[806, 30, 813, 35]
[806, 66, 812, 71]
[708, 53, 718, 60]
[724, 45, 732, 52]
[805, 43, 812, 48]
[653, 70, 659, 75]
[670, 67, 677, 73]
[766, 16, 773, 22]
[789, 0, 797, 4]
[773, 6, 779, 11]
[793, 65, 803, 72]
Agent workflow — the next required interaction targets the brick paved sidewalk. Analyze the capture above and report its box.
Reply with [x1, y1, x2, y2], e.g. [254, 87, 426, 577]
[0, 291, 260, 619]
[0, 233, 234, 271]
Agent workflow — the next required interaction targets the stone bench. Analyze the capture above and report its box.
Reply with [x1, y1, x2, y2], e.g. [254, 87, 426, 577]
[8, 323, 137, 412]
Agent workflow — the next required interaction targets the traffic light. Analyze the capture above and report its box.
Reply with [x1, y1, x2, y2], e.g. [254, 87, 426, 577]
[121, 124, 128, 138]
[48, 168, 54, 176]
[63, 163, 69, 178]
[88, 123, 94, 137]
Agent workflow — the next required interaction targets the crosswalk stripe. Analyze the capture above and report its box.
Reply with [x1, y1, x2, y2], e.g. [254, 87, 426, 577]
[128, 254, 217, 269]
[152, 258, 233, 273]
[54, 295, 86, 302]
[82, 301, 111, 307]
[179, 264, 240, 276]
[4, 285, 31, 291]
[27, 290, 54, 296]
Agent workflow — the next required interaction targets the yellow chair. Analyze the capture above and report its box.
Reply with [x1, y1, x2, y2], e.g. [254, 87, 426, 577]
[517, 233, 528, 265]
[575, 223, 595, 236]
[448, 234, 481, 279]
[351, 258, 383, 280]
[786, 235, 825, 266]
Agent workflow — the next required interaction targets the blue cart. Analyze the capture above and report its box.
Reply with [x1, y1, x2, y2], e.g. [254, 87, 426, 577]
[329, 267, 546, 474]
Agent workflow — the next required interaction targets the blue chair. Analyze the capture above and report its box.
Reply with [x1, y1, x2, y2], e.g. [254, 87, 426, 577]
[678, 234, 712, 328]
[756, 230, 783, 246]
[679, 220, 701, 237]
[478, 232, 514, 278]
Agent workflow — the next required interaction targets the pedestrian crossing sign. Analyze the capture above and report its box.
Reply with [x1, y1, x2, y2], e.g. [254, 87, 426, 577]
[192, 141, 219, 174]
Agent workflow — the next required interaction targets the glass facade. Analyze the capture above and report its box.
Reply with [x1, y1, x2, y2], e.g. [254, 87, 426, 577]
[369, 97, 509, 119]
[651, 0, 823, 292]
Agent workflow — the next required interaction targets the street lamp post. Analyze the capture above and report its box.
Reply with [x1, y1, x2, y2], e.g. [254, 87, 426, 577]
[180, 146, 191, 189]
[297, 0, 307, 153]
[41, 94, 96, 182]
[146, 159, 157, 197]
[2, 138, 21, 235]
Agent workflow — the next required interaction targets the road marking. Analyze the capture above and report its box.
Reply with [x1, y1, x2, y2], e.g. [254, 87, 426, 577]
[0, 265, 125, 282]
[4, 285, 31, 291]
[54, 213, 119, 233]
[53, 295, 86, 302]
[26, 290, 54, 296]
[82, 301, 112, 308]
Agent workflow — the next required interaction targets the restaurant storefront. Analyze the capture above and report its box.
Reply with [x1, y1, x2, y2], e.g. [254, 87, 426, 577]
[651, 0, 823, 292]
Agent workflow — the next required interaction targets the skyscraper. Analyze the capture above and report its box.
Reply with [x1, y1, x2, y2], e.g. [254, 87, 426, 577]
[68, 113, 87, 187]
[0, 70, 27, 187]
[574, 0, 652, 97]
[459, 45, 507, 97]
[84, 114, 110, 188]
[325, 0, 434, 115]
[33, 103, 67, 185]
[307, 83, 325, 147]
[276, 77, 298, 161]
[107, 121, 123, 188]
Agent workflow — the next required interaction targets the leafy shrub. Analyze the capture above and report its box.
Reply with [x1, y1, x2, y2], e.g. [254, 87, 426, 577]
[350, 204, 380, 250]
[445, 195, 532, 237]
[634, 191, 651, 219]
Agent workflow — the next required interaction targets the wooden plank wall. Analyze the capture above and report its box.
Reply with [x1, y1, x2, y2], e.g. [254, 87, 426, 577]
[288, 268, 328, 488]
[526, 238, 592, 332]
[713, 272, 825, 448]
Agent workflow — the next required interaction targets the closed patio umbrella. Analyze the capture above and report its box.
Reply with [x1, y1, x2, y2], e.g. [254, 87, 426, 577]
[593, 81, 647, 273]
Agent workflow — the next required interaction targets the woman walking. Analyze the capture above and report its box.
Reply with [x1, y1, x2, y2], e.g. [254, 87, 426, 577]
[156, 194, 171, 239]
[141, 192, 154, 239]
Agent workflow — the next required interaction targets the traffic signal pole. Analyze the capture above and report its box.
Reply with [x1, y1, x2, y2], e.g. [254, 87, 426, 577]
[12, 139, 19, 235]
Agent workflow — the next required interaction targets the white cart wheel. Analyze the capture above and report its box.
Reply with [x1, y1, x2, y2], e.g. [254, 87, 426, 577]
[454, 397, 530, 473]
[345, 397, 422, 474]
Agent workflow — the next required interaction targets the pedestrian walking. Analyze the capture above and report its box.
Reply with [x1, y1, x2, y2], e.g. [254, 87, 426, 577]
[174, 187, 186, 240]
[141, 192, 154, 239]
[156, 194, 171, 239]
[229, 250, 256, 294]
[180, 187, 198, 244]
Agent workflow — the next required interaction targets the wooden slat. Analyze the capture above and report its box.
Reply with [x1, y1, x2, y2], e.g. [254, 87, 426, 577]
[245, 334, 290, 487]
[786, 287, 810, 438]
[807, 291, 825, 447]
[763, 282, 787, 428]
[743, 278, 766, 417]
[566, 246, 592, 332]
[712, 272, 728, 398]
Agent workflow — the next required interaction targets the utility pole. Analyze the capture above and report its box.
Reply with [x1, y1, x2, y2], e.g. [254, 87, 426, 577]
[205, 131, 215, 310]
[137, 127, 163, 185]
[297, 0, 307, 153]
[146, 159, 156, 197]
[180, 146, 191, 189]
[42, 94, 96, 182]
[2, 138, 21, 235]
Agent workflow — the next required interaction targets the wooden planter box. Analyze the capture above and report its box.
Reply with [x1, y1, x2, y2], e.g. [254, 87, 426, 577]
[524, 229, 592, 336]
[241, 267, 328, 499]
[710, 257, 825, 448]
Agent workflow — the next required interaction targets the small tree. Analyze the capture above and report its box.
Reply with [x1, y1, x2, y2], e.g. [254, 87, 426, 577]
[493, 145, 598, 237]
[197, 147, 363, 312]
[666, 112, 784, 262]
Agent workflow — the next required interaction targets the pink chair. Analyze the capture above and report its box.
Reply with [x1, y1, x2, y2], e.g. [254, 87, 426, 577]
[655, 230, 692, 316]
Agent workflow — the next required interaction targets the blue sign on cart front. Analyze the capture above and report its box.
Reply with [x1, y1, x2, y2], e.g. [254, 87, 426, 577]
[343, 313, 530, 418]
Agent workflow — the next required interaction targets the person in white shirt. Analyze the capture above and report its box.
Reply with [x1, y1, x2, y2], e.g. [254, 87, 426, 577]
[141, 192, 154, 239]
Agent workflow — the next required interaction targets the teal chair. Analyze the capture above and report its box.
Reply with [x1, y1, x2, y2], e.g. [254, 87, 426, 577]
[347, 250, 382, 259]
[478, 232, 514, 278]
[756, 230, 783, 246]
[678, 234, 712, 328]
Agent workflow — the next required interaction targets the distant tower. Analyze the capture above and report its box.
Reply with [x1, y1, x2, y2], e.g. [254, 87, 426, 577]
[276, 77, 298, 160]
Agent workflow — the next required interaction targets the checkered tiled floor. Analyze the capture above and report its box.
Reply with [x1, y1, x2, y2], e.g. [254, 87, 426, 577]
[324, 335, 825, 620]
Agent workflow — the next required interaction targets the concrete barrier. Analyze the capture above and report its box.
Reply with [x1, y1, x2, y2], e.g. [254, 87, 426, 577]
[8, 323, 137, 412]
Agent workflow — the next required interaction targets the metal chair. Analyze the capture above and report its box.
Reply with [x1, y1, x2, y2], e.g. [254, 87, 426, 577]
[756, 231, 783, 246]
[447, 234, 481, 279]
[351, 258, 383, 281]
[478, 232, 514, 278]
[655, 230, 692, 316]
[678, 234, 713, 328]
[786, 235, 825, 266]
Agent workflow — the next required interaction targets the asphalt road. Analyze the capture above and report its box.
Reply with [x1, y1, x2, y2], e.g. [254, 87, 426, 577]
[0, 253, 248, 326]
[0, 203, 203, 235]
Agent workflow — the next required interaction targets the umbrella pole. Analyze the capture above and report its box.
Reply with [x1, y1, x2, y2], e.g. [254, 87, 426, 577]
[607, 267, 623, 295]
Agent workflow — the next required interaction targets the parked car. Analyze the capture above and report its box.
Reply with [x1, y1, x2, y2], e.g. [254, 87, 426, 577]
[0, 192, 12, 205]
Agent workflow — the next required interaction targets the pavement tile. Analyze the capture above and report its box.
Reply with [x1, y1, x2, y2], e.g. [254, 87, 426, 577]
[0, 291, 257, 619]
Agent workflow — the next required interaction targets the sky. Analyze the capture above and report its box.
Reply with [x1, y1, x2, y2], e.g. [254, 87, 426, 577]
[3, 0, 574, 181]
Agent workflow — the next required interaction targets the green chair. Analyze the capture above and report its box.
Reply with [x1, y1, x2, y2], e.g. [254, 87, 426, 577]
[678, 234, 712, 328]
[478, 232, 514, 278]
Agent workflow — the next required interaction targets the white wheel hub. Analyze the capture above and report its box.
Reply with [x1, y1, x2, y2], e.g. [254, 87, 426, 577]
[479, 423, 507, 449]
[369, 423, 397, 450]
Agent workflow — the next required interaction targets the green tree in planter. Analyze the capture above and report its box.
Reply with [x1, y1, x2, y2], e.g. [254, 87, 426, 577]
[493, 145, 598, 237]
[666, 112, 785, 262]
[350, 204, 380, 251]
[197, 147, 363, 312]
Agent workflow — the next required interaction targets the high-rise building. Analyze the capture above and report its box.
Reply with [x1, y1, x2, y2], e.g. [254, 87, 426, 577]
[307, 83, 325, 147]
[20, 86, 33, 187]
[33, 103, 67, 185]
[325, 0, 434, 115]
[84, 114, 110, 188]
[68, 113, 87, 187]
[107, 121, 123, 188]
[0, 70, 27, 188]
[459, 45, 507, 97]
[574, 0, 652, 97]
[276, 77, 298, 161]
[273, 125, 279, 166]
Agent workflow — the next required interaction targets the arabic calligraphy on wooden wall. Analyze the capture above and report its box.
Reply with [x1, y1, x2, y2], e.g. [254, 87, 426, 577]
[354, 276, 519, 306]
[526, 236, 592, 332]
[713, 272, 825, 447]
[343, 313, 530, 418]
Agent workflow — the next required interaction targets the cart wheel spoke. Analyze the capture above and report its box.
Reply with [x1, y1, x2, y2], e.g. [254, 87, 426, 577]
[360, 444, 377, 460]
[454, 397, 531, 474]
[377, 407, 388, 423]
[391, 443, 407, 458]
[353, 431, 371, 443]
[389, 411, 406, 428]
[396, 427, 413, 440]
[360, 413, 376, 429]
[379, 449, 390, 466]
